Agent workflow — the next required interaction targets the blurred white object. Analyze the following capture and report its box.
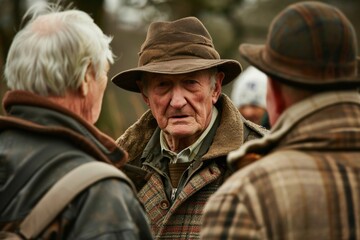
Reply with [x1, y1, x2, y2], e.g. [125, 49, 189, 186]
[231, 66, 267, 109]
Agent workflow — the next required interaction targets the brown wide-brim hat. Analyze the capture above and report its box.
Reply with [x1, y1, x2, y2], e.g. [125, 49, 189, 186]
[112, 16, 242, 93]
[239, 2, 360, 89]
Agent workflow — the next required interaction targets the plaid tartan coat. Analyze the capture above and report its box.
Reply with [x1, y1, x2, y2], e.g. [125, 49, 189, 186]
[201, 91, 360, 240]
[116, 94, 267, 239]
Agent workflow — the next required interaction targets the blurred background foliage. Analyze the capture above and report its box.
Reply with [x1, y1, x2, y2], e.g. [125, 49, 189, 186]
[0, 0, 359, 139]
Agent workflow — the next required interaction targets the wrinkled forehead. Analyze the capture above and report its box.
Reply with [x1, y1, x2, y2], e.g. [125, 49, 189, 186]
[142, 69, 213, 81]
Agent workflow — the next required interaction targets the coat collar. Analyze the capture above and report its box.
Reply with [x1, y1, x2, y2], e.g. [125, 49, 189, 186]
[228, 90, 360, 169]
[1, 90, 128, 167]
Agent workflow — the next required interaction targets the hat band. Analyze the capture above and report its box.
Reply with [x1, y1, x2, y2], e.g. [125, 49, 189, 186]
[138, 42, 220, 67]
[263, 44, 358, 80]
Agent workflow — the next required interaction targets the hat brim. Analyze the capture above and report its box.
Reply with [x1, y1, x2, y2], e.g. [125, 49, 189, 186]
[111, 58, 242, 92]
[239, 44, 360, 89]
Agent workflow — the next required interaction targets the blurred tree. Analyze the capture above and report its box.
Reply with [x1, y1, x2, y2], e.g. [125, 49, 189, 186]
[0, 0, 359, 139]
[0, 0, 22, 109]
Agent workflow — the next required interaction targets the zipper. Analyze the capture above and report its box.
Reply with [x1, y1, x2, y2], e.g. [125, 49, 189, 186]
[171, 188, 177, 202]
[183, 160, 203, 186]
[143, 162, 176, 201]
[169, 161, 204, 203]
[143, 161, 204, 203]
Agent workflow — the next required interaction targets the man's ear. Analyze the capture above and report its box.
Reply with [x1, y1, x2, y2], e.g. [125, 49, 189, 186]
[137, 80, 150, 107]
[80, 64, 95, 97]
[212, 71, 224, 104]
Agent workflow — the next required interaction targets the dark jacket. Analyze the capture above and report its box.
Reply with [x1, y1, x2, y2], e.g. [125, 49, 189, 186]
[0, 90, 153, 240]
[116, 94, 268, 239]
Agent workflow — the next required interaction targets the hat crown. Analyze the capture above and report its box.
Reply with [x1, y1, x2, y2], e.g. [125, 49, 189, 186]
[266, 2, 358, 81]
[138, 17, 220, 66]
[111, 17, 242, 92]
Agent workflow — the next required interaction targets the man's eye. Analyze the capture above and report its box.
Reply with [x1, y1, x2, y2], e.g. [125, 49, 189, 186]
[185, 80, 197, 85]
[157, 81, 169, 87]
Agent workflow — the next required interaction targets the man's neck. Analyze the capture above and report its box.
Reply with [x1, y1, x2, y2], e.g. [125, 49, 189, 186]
[163, 133, 200, 153]
[47, 91, 93, 124]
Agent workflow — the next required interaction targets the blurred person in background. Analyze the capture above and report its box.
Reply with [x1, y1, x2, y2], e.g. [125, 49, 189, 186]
[111, 16, 267, 239]
[201, 2, 360, 239]
[231, 66, 270, 129]
[0, 3, 152, 239]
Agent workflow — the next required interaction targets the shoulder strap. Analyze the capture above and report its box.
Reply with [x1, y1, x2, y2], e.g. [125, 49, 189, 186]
[18, 161, 135, 239]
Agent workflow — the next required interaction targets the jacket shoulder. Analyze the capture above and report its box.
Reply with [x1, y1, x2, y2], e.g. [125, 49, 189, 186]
[242, 119, 269, 142]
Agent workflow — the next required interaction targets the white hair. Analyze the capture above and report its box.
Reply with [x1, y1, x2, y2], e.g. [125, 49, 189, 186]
[4, 3, 114, 96]
[208, 67, 218, 89]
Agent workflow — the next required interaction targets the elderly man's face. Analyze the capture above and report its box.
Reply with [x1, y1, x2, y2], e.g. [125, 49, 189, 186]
[141, 70, 223, 143]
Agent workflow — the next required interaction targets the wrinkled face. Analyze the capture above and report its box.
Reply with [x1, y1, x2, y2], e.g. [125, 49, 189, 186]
[140, 70, 223, 141]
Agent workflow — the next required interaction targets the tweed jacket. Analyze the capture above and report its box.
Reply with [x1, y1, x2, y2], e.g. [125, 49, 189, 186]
[0, 90, 153, 240]
[116, 94, 267, 239]
[201, 91, 360, 240]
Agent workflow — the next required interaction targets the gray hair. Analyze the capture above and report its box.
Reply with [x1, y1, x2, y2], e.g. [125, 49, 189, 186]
[208, 67, 218, 89]
[4, 3, 114, 96]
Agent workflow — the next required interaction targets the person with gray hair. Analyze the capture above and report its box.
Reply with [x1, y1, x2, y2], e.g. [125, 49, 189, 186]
[0, 4, 152, 239]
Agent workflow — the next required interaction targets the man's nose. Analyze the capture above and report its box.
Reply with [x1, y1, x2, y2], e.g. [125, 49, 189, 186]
[170, 87, 187, 109]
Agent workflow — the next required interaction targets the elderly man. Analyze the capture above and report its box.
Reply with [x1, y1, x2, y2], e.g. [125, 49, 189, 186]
[111, 17, 267, 239]
[0, 4, 152, 239]
[201, 2, 360, 239]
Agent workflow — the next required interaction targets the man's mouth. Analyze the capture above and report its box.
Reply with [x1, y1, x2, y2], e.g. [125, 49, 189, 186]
[172, 115, 187, 118]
